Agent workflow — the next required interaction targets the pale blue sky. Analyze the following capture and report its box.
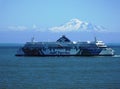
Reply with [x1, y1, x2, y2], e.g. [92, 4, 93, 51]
[0, 0, 120, 43]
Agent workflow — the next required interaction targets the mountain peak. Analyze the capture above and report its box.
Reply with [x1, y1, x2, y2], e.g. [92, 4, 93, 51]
[49, 18, 106, 32]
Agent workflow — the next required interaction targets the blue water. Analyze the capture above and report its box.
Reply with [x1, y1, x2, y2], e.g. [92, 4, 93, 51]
[0, 45, 120, 89]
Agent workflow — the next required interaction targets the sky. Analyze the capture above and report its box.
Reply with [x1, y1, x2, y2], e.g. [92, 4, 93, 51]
[0, 0, 120, 43]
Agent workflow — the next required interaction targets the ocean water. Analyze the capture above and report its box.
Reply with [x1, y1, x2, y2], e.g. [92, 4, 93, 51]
[0, 44, 120, 89]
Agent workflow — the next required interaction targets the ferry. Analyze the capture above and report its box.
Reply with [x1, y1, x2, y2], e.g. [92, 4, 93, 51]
[16, 35, 114, 56]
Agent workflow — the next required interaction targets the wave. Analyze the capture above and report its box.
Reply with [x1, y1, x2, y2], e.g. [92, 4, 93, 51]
[112, 55, 120, 57]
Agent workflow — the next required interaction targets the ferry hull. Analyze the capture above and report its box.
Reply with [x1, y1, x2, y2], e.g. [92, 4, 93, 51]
[16, 47, 114, 56]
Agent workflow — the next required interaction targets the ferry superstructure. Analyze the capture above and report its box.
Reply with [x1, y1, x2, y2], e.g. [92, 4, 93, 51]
[16, 35, 114, 56]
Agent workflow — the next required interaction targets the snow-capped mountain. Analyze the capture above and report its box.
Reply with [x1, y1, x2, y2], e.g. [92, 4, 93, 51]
[49, 19, 106, 32]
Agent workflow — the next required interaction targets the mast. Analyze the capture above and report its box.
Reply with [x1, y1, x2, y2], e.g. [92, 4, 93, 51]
[31, 36, 35, 43]
[94, 36, 97, 42]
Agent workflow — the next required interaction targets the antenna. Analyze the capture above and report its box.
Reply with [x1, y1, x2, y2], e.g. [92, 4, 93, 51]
[31, 36, 35, 42]
[93, 31, 97, 42]
[94, 36, 97, 42]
